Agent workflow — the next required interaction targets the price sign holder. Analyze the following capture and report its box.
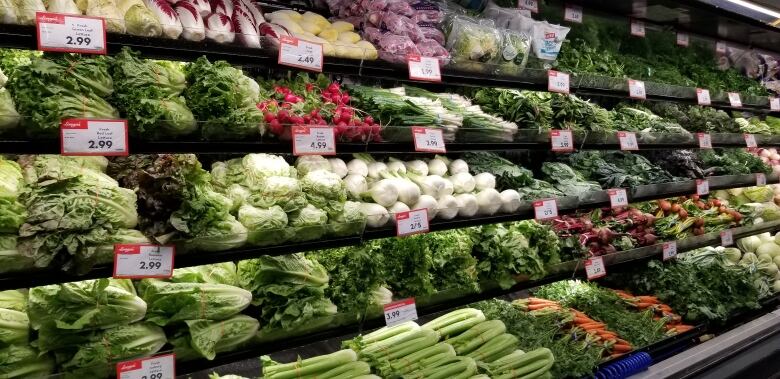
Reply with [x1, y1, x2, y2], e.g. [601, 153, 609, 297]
[716, 41, 726, 54]
[550, 129, 574, 152]
[564, 3, 582, 23]
[585, 256, 606, 280]
[383, 298, 418, 327]
[407, 54, 442, 82]
[697, 132, 712, 149]
[628, 79, 646, 99]
[757, 173, 767, 186]
[533, 198, 558, 220]
[662, 241, 677, 261]
[744, 133, 757, 148]
[518, 0, 538, 13]
[728, 92, 742, 108]
[676, 32, 689, 47]
[548, 70, 570, 94]
[412, 127, 446, 153]
[720, 230, 733, 246]
[696, 88, 711, 105]
[60, 119, 128, 156]
[630, 19, 645, 37]
[618, 131, 639, 151]
[36, 12, 106, 54]
[278, 36, 324, 72]
[292, 126, 336, 156]
[696, 179, 709, 196]
[608, 188, 628, 208]
[396, 209, 430, 237]
[770, 97, 780, 111]
[117, 354, 175, 379]
[113, 245, 175, 279]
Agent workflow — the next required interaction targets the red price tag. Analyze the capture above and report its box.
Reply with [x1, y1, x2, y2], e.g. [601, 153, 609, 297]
[630, 19, 645, 37]
[396, 209, 429, 236]
[518, 0, 538, 12]
[550, 129, 574, 152]
[383, 298, 417, 327]
[113, 245, 175, 279]
[117, 354, 175, 379]
[728, 92, 742, 108]
[533, 198, 558, 220]
[696, 179, 709, 195]
[618, 131, 638, 150]
[564, 3, 582, 23]
[744, 133, 757, 148]
[608, 188, 628, 208]
[662, 241, 677, 261]
[36, 12, 106, 54]
[696, 88, 711, 105]
[278, 36, 323, 72]
[548, 70, 570, 94]
[697, 132, 712, 149]
[585, 256, 606, 280]
[408, 54, 441, 82]
[628, 79, 646, 99]
[770, 97, 780, 111]
[757, 173, 767, 186]
[60, 119, 128, 156]
[716, 41, 726, 54]
[720, 230, 733, 246]
[676, 32, 689, 47]
[292, 126, 336, 156]
[412, 127, 446, 153]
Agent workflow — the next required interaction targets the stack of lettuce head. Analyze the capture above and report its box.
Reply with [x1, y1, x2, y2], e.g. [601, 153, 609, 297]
[0, 66, 20, 135]
[0, 289, 56, 378]
[0, 157, 31, 274]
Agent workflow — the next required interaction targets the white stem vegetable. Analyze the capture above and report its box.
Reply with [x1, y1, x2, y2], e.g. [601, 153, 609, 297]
[344, 174, 368, 200]
[364, 179, 398, 207]
[347, 159, 368, 177]
[450, 172, 475, 194]
[476, 188, 502, 216]
[405, 160, 429, 176]
[499, 190, 521, 213]
[360, 203, 390, 228]
[437, 195, 459, 220]
[448, 159, 469, 175]
[391, 178, 421, 206]
[455, 194, 478, 218]
[387, 160, 407, 175]
[413, 195, 438, 220]
[367, 162, 388, 179]
[474, 173, 496, 190]
[328, 158, 348, 178]
[427, 157, 448, 176]
[409, 173, 448, 199]
[388, 202, 411, 224]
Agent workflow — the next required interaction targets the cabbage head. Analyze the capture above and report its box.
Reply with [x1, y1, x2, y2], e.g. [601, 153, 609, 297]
[183, 216, 248, 252]
[247, 176, 307, 212]
[301, 169, 347, 217]
[237, 204, 289, 246]
[743, 186, 774, 203]
[328, 201, 367, 237]
[213, 154, 295, 190]
[119, 0, 162, 37]
[762, 203, 780, 221]
[289, 204, 328, 242]
[295, 155, 332, 177]
[226, 184, 250, 212]
[737, 235, 762, 254]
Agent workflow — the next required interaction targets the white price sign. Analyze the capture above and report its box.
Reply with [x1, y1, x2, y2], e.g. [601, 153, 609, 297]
[396, 209, 430, 236]
[618, 131, 639, 151]
[116, 354, 175, 379]
[36, 12, 106, 54]
[60, 119, 128, 156]
[696, 179, 709, 196]
[697, 132, 712, 149]
[585, 256, 606, 280]
[728, 92, 742, 108]
[533, 199, 558, 220]
[676, 32, 689, 47]
[608, 188, 628, 208]
[384, 298, 418, 327]
[518, 0, 538, 12]
[662, 241, 677, 261]
[630, 19, 645, 37]
[696, 88, 711, 105]
[412, 127, 446, 153]
[770, 97, 780, 111]
[720, 230, 733, 246]
[744, 133, 757, 148]
[716, 41, 726, 54]
[564, 4, 582, 23]
[113, 245, 174, 279]
[757, 173, 767, 186]
[550, 129, 574, 152]
[548, 70, 570, 94]
[628, 79, 646, 99]
[408, 54, 441, 82]
[292, 126, 336, 156]
[278, 36, 323, 72]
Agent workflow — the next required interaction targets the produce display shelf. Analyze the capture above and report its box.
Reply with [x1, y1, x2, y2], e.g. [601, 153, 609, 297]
[0, 23, 776, 116]
[174, 222, 780, 378]
[2, 131, 779, 154]
[0, 173, 772, 291]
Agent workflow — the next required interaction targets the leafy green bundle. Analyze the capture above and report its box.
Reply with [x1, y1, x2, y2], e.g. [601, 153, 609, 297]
[171, 315, 260, 361]
[698, 149, 771, 176]
[541, 162, 602, 198]
[136, 279, 252, 326]
[0, 344, 55, 378]
[565, 151, 678, 188]
[470, 88, 553, 130]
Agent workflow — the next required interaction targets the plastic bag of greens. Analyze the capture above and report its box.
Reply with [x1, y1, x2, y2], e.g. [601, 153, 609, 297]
[496, 29, 530, 75]
[482, 0, 531, 29]
[446, 16, 501, 66]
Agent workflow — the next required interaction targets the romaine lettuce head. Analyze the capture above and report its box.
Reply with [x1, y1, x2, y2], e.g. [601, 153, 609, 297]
[0, 345, 55, 379]
[183, 216, 248, 252]
[138, 279, 252, 326]
[289, 204, 328, 242]
[72, 228, 150, 274]
[0, 307, 28, 347]
[247, 176, 306, 212]
[237, 204, 289, 247]
[0, 289, 26, 312]
[0, 198, 24, 233]
[0, 157, 22, 199]
[171, 314, 259, 360]
[172, 262, 238, 286]
[0, 89, 20, 133]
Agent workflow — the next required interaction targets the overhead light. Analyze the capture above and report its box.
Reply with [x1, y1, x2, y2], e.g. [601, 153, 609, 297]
[723, 0, 780, 19]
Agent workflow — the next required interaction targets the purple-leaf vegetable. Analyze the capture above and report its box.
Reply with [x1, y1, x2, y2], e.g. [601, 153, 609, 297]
[204, 12, 234, 43]
[190, 0, 211, 16]
[144, 0, 184, 39]
[258, 22, 289, 48]
[175, 0, 206, 41]
[209, 0, 232, 17]
[233, 6, 260, 48]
